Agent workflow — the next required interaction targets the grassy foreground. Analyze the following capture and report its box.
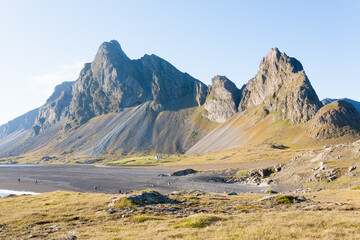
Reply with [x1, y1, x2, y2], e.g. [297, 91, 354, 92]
[2, 190, 360, 239]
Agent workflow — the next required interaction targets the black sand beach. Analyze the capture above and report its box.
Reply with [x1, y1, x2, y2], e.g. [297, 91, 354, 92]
[0, 164, 290, 194]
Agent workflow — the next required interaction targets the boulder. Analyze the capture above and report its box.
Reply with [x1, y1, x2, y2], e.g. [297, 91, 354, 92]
[169, 169, 197, 176]
[114, 191, 180, 206]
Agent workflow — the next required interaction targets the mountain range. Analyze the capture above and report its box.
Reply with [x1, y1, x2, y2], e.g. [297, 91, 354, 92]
[1, 40, 360, 159]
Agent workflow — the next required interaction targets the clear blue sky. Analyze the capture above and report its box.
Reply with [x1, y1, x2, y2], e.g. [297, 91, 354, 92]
[0, 0, 359, 125]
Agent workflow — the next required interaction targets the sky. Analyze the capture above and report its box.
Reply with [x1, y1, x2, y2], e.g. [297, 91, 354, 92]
[0, 0, 359, 125]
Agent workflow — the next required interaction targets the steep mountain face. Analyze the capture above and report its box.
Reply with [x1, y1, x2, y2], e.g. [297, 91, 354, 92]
[0, 81, 75, 139]
[203, 75, 242, 123]
[0, 40, 213, 157]
[322, 98, 360, 114]
[32, 40, 208, 134]
[239, 48, 323, 123]
[0, 108, 39, 139]
[31, 81, 74, 135]
[309, 100, 360, 139]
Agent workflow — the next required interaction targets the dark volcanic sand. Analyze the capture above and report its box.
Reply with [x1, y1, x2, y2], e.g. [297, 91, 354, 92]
[0, 165, 291, 194]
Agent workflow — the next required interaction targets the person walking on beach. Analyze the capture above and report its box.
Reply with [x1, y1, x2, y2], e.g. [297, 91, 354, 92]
[35, 179, 38, 184]
[18, 178, 20, 182]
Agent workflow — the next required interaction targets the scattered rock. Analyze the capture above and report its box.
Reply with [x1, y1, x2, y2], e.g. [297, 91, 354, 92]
[114, 191, 180, 206]
[68, 230, 80, 235]
[52, 236, 77, 240]
[349, 166, 356, 172]
[259, 195, 306, 204]
[4, 194, 17, 198]
[169, 169, 197, 176]
[264, 188, 278, 194]
[108, 209, 116, 214]
[41, 156, 57, 161]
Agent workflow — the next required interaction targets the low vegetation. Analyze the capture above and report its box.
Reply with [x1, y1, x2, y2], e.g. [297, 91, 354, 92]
[2, 190, 360, 239]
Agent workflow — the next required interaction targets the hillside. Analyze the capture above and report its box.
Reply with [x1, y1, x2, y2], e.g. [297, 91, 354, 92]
[0, 42, 359, 161]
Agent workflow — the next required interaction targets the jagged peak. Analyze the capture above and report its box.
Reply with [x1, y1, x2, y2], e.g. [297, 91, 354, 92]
[239, 48, 322, 124]
[95, 40, 129, 62]
[260, 48, 303, 74]
[212, 75, 230, 84]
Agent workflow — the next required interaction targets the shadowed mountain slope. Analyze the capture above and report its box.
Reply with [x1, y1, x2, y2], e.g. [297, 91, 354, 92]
[0, 40, 214, 157]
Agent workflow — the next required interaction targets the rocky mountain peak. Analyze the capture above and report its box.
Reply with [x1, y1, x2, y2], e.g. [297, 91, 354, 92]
[260, 48, 303, 74]
[202, 75, 241, 123]
[309, 100, 360, 139]
[95, 40, 129, 62]
[30, 40, 208, 134]
[239, 48, 322, 123]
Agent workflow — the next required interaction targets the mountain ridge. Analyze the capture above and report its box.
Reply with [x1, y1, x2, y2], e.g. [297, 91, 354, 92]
[0, 41, 357, 158]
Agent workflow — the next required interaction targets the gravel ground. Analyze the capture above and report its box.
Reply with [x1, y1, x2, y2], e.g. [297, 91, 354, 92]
[0, 164, 291, 194]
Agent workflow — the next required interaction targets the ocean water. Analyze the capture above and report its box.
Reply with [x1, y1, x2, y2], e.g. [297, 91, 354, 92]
[0, 189, 38, 197]
[0, 164, 40, 167]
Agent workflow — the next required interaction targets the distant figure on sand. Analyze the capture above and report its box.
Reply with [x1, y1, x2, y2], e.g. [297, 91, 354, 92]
[119, 189, 122, 194]
[35, 180, 38, 184]
[18, 178, 20, 182]
[94, 186, 98, 190]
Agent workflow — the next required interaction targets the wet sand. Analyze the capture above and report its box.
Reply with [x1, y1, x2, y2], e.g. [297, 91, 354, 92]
[0, 164, 291, 194]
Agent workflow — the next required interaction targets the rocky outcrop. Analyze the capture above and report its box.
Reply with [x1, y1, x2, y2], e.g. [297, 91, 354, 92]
[239, 48, 323, 123]
[33, 40, 208, 133]
[30, 81, 74, 135]
[169, 169, 197, 176]
[203, 75, 242, 123]
[110, 191, 179, 206]
[309, 100, 360, 139]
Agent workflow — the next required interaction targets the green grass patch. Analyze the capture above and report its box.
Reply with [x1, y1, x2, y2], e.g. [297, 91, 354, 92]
[277, 195, 292, 204]
[185, 196, 200, 200]
[126, 215, 165, 223]
[235, 170, 248, 178]
[113, 198, 138, 208]
[44, 201, 60, 206]
[35, 220, 52, 225]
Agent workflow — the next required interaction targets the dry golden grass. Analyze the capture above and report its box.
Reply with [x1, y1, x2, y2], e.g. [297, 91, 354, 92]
[1, 190, 360, 239]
